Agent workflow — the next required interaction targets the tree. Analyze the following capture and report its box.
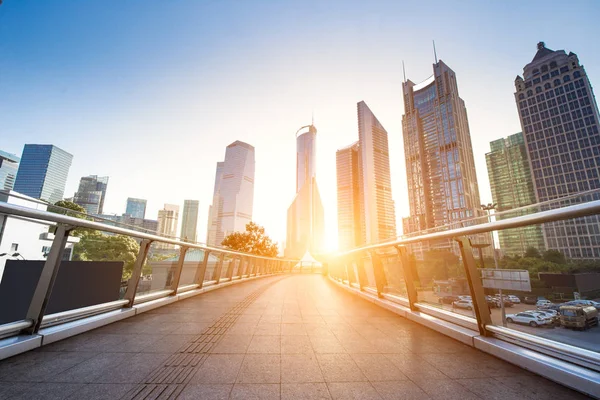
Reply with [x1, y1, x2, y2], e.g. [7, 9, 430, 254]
[73, 231, 140, 280]
[221, 222, 278, 257]
[47, 200, 90, 237]
[523, 246, 542, 259]
[542, 249, 566, 265]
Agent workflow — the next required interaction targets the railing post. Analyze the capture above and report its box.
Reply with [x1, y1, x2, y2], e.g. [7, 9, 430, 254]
[456, 236, 492, 336]
[369, 250, 387, 298]
[24, 223, 73, 334]
[241, 257, 248, 277]
[226, 257, 235, 281]
[123, 239, 153, 308]
[394, 245, 419, 311]
[194, 250, 211, 288]
[170, 246, 188, 294]
[353, 257, 367, 290]
[214, 253, 225, 284]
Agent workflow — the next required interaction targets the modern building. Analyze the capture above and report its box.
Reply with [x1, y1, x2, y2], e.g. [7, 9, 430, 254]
[125, 197, 147, 219]
[13, 144, 73, 204]
[73, 175, 109, 215]
[157, 204, 179, 248]
[486, 132, 545, 256]
[181, 200, 199, 242]
[286, 124, 325, 259]
[0, 150, 20, 192]
[97, 213, 158, 234]
[514, 42, 600, 258]
[336, 101, 396, 249]
[401, 60, 482, 252]
[206, 141, 255, 247]
[336, 141, 362, 251]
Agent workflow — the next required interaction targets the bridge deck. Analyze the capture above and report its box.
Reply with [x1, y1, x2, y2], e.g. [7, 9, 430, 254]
[0, 275, 589, 399]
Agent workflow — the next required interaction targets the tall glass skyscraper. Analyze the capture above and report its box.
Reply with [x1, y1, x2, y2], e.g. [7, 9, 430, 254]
[157, 203, 180, 249]
[0, 150, 20, 192]
[515, 42, 600, 258]
[402, 60, 482, 248]
[73, 175, 109, 214]
[125, 197, 147, 219]
[486, 132, 545, 256]
[181, 199, 199, 242]
[336, 141, 361, 251]
[13, 144, 73, 204]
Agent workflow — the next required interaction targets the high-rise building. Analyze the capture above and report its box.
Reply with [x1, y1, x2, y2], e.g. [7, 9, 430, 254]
[13, 144, 73, 204]
[286, 124, 325, 258]
[486, 132, 545, 256]
[401, 60, 482, 249]
[0, 150, 20, 191]
[206, 141, 255, 247]
[514, 42, 600, 258]
[336, 142, 362, 251]
[181, 199, 199, 242]
[125, 197, 147, 219]
[73, 175, 109, 215]
[157, 203, 179, 248]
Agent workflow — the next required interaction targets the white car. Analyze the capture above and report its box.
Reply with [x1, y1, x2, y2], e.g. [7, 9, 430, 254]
[453, 300, 473, 310]
[506, 312, 551, 327]
[508, 295, 521, 304]
[536, 299, 553, 308]
[458, 295, 472, 301]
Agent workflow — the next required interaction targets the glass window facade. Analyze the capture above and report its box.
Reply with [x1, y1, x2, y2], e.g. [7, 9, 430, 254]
[0, 150, 20, 192]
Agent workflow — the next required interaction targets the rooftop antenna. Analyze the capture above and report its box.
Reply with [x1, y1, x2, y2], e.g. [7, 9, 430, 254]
[433, 40, 438, 64]
[402, 60, 406, 82]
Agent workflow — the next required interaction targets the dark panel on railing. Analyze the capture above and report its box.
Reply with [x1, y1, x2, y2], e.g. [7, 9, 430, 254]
[0, 260, 123, 324]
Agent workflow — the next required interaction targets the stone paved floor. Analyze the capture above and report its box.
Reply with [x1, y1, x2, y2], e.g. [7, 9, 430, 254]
[0, 275, 592, 399]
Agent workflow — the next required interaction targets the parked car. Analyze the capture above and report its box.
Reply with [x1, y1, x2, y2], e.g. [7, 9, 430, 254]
[438, 295, 460, 305]
[523, 295, 538, 305]
[506, 312, 551, 327]
[493, 295, 514, 307]
[486, 296, 500, 308]
[527, 309, 558, 323]
[458, 295, 472, 301]
[507, 295, 521, 304]
[536, 299, 553, 308]
[453, 300, 473, 310]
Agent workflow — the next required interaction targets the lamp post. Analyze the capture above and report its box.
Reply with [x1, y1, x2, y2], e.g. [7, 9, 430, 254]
[481, 203, 506, 327]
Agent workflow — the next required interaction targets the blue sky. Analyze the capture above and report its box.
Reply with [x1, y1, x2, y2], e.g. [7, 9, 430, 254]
[1, 0, 599, 248]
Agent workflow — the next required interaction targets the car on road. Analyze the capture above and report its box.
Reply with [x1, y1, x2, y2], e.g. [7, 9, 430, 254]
[507, 295, 521, 304]
[536, 299, 553, 308]
[452, 300, 473, 310]
[486, 296, 500, 308]
[438, 295, 460, 305]
[506, 312, 552, 327]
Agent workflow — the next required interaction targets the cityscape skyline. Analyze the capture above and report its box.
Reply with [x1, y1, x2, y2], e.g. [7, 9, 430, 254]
[1, 1, 598, 249]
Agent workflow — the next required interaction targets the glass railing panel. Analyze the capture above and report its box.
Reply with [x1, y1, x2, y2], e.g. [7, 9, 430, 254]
[136, 240, 180, 296]
[378, 248, 408, 297]
[204, 252, 220, 282]
[362, 254, 377, 290]
[221, 255, 233, 280]
[178, 248, 206, 287]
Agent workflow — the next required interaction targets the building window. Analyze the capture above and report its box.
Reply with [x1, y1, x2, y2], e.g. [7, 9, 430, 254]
[563, 75, 571, 83]
[554, 79, 561, 87]
[519, 93, 525, 100]
[544, 83, 551, 90]
[527, 90, 533, 97]
[536, 87, 542, 93]
[574, 71, 581, 78]
[533, 68, 540, 76]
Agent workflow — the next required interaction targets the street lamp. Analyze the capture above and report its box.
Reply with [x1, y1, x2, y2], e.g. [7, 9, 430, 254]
[480, 203, 507, 327]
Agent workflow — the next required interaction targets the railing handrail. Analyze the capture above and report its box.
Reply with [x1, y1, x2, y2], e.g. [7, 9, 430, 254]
[0, 201, 295, 262]
[338, 199, 600, 256]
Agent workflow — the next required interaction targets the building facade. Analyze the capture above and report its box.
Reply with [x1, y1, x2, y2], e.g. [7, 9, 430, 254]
[157, 203, 179, 248]
[336, 142, 362, 251]
[73, 175, 109, 215]
[515, 42, 600, 258]
[0, 150, 20, 192]
[13, 144, 73, 204]
[401, 60, 482, 251]
[486, 132, 545, 256]
[286, 124, 325, 258]
[206, 142, 255, 247]
[181, 199, 199, 242]
[125, 197, 147, 219]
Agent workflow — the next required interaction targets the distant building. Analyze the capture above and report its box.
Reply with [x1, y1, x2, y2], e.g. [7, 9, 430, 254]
[97, 213, 158, 234]
[0, 150, 20, 191]
[181, 200, 199, 242]
[13, 144, 73, 204]
[336, 141, 361, 251]
[73, 175, 109, 214]
[514, 42, 600, 258]
[206, 141, 255, 247]
[125, 197, 147, 219]
[157, 204, 179, 248]
[486, 132, 545, 256]
[286, 124, 325, 259]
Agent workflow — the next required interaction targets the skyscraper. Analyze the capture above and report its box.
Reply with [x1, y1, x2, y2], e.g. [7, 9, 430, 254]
[336, 101, 396, 249]
[401, 60, 481, 248]
[157, 203, 179, 248]
[0, 150, 20, 191]
[286, 124, 325, 258]
[73, 175, 109, 214]
[206, 141, 255, 247]
[336, 142, 361, 251]
[13, 144, 73, 204]
[125, 197, 147, 219]
[181, 199, 199, 242]
[486, 132, 545, 256]
[514, 42, 600, 258]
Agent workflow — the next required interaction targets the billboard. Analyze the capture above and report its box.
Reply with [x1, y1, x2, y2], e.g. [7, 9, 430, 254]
[481, 268, 531, 292]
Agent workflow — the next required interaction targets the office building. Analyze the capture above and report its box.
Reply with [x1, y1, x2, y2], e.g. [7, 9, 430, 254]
[13, 144, 73, 204]
[97, 213, 158, 234]
[336, 142, 362, 251]
[0, 150, 20, 191]
[181, 199, 199, 242]
[206, 141, 255, 247]
[401, 60, 482, 252]
[73, 175, 109, 215]
[515, 42, 600, 258]
[125, 197, 147, 219]
[486, 132, 545, 256]
[157, 204, 179, 249]
[286, 124, 325, 259]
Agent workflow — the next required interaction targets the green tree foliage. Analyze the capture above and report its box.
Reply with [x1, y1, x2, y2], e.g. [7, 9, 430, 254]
[523, 246, 541, 259]
[417, 249, 462, 283]
[221, 222, 278, 257]
[73, 231, 140, 280]
[47, 200, 91, 237]
[542, 249, 567, 264]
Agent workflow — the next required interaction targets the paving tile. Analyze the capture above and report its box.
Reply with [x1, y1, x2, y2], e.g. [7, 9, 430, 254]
[0, 351, 96, 382]
[371, 381, 431, 400]
[255, 323, 282, 335]
[0, 382, 29, 399]
[190, 354, 244, 384]
[457, 378, 540, 400]
[282, 383, 331, 399]
[230, 383, 280, 399]
[384, 354, 446, 382]
[282, 323, 308, 336]
[94, 353, 170, 383]
[178, 383, 233, 400]
[309, 336, 347, 354]
[493, 375, 591, 400]
[48, 353, 130, 383]
[316, 354, 367, 383]
[227, 322, 258, 335]
[281, 335, 313, 354]
[350, 354, 407, 381]
[66, 383, 135, 400]
[421, 353, 488, 379]
[413, 378, 481, 400]
[327, 382, 382, 399]
[8, 382, 83, 399]
[281, 354, 324, 383]
[248, 335, 281, 354]
[210, 334, 252, 354]
[237, 355, 281, 383]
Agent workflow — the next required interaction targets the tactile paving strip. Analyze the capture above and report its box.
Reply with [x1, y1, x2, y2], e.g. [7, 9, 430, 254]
[121, 276, 287, 400]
